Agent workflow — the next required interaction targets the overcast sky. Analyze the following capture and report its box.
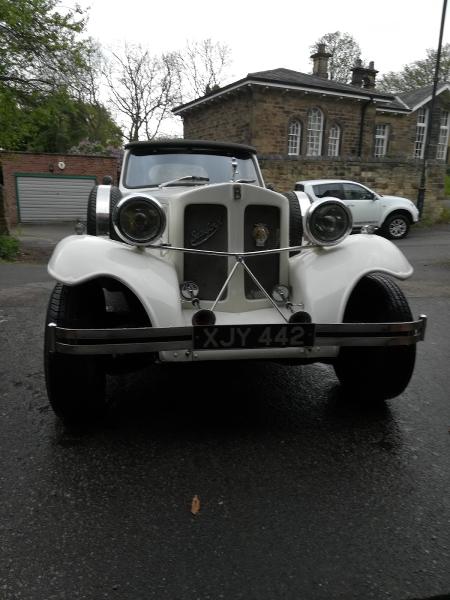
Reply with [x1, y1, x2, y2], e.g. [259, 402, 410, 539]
[75, 0, 448, 81]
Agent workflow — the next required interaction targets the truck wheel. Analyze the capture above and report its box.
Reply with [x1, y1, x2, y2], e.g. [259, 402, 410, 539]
[381, 213, 410, 240]
[333, 273, 416, 401]
[44, 282, 108, 424]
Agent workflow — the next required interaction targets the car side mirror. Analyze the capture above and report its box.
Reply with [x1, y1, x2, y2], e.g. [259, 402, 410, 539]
[102, 175, 113, 185]
[266, 183, 275, 191]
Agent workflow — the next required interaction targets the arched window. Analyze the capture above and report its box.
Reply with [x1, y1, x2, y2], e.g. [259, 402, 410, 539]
[328, 124, 341, 157]
[288, 120, 301, 155]
[414, 107, 428, 159]
[436, 109, 449, 160]
[306, 108, 323, 156]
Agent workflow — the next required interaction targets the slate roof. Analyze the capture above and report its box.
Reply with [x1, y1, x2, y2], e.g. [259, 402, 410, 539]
[173, 66, 450, 116]
[173, 67, 396, 114]
[399, 83, 450, 110]
[247, 68, 394, 101]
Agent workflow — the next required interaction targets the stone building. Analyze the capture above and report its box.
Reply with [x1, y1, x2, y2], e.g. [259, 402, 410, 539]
[174, 45, 450, 218]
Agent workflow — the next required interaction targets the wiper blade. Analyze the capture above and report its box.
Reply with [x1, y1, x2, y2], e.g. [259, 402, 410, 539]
[158, 175, 210, 188]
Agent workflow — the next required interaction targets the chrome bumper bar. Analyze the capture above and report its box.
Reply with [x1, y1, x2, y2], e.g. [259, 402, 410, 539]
[46, 316, 427, 356]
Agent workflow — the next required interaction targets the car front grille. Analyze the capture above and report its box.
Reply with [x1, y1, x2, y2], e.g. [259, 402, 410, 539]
[183, 204, 228, 300]
[183, 203, 280, 301]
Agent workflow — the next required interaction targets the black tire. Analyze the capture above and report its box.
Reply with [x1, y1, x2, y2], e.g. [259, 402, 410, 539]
[86, 185, 99, 235]
[334, 273, 416, 401]
[44, 282, 108, 424]
[282, 192, 303, 256]
[381, 212, 410, 240]
[86, 185, 122, 240]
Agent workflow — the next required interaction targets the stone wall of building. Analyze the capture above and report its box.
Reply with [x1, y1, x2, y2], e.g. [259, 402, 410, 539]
[249, 88, 379, 158]
[182, 86, 448, 220]
[258, 156, 445, 219]
[0, 152, 118, 227]
[183, 91, 253, 145]
[182, 87, 381, 159]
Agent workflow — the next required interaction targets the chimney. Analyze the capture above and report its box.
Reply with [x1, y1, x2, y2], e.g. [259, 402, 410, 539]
[351, 59, 378, 89]
[310, 43, 332, 79]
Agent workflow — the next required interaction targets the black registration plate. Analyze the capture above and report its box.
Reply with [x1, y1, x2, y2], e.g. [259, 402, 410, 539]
[193, 323, 315, 350]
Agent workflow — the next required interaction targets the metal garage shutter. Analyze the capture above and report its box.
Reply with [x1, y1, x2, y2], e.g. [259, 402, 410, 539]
[16, 176, 96, 223]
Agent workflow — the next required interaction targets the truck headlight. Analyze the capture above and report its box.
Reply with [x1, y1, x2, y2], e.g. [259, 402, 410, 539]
[113, 195, 166, 245]
[305, 199, 352, 246]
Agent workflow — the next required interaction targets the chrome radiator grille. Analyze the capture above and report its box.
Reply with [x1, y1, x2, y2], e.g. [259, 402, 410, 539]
[244, 205, 280, 299]
[183, 204, 228, 300]
[183, 203, 281, 301]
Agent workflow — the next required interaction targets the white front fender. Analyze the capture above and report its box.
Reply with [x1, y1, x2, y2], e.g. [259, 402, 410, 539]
[289, 234, 413, 323]
[48, 235, 182, 327]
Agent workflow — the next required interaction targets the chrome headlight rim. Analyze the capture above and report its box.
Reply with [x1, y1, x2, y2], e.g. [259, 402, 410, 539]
[305, 198, 353, 246]
[112, 194, 166, 246]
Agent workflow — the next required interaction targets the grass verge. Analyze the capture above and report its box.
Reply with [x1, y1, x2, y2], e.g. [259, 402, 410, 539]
[0, 235, 20, 260]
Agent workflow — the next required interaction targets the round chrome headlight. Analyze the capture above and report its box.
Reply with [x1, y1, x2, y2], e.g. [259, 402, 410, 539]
[113, 195, 166, 245]
[305, 199, 353, 246]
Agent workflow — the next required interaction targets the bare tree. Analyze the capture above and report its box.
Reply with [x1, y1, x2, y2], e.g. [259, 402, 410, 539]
[104, 44, 181, 141]
[177, 39, 231, 101]
[310, 32, 361, 83]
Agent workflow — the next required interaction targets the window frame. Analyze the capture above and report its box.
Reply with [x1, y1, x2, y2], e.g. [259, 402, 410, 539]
[374, 124, 389, 158]
[328, 123, 341, 157]
[436, 109, 449, 160]
[287, 120, 301, 156]
[414, 107, 428, 159]
[306, 108, 324, 157]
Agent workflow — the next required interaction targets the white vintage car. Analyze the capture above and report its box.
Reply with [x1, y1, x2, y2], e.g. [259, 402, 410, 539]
[44, 140, 426, 423]
[294, 179, 419, 239]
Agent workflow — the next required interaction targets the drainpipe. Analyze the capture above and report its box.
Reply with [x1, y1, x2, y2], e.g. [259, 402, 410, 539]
[358, 96, 374, 157]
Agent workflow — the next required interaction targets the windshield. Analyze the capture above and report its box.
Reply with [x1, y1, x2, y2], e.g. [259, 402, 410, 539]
[124, 151, 261, 188]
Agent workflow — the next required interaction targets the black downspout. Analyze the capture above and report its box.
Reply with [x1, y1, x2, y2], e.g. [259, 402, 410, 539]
[358, 97, 374, 157]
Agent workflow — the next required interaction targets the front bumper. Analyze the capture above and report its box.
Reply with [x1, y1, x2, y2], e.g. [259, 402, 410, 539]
[46, 316, 427, 360]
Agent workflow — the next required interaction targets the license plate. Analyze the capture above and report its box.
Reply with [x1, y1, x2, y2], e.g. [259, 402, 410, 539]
[193, 323, 315, 350]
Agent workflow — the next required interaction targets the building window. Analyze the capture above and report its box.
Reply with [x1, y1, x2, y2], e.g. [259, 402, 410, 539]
[306, 108, 323, 156]
[288, 120, 301, 155]
[414, 107, 428, 159]
[374, 124, 389, 157]
[436, 110, 449, 160]
[328, 124, 341, 157]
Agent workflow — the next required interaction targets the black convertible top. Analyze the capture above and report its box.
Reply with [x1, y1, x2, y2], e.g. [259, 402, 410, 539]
[125, 139, 257, 156]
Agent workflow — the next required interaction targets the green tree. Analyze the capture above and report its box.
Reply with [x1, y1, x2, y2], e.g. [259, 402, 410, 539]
[377, 45, 450, 93]
[0, 0, 88, 94]
[0, 1, 123, 152]
[310, 32, 361, 83]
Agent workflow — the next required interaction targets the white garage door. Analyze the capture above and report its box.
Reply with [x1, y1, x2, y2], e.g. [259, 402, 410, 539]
[16, 176, 96, 223]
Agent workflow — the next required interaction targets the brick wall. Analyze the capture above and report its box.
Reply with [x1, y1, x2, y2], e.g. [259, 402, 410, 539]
[0, 152, 118, 227]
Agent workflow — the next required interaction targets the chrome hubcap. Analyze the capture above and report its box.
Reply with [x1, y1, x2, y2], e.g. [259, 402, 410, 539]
[389, 218, 407, 237]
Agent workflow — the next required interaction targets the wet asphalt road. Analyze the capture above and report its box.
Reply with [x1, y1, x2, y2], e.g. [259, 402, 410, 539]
[0, 226, 449, 600]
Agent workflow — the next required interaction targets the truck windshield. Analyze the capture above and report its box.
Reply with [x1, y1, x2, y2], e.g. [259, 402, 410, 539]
[124, 151, 261, 188]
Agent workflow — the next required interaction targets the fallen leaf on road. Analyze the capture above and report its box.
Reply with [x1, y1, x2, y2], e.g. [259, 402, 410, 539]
[191, 495, 201, 515]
